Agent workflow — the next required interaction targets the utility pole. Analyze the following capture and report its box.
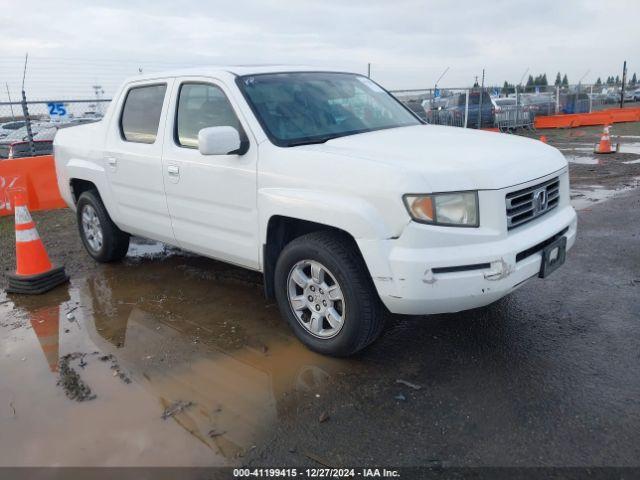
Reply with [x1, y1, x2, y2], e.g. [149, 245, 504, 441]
[5, 83, 16, 121]
[518, 67, 529, 90]
[92, 84, 104, 115]
[367, 63, 371, 78]
[20, 53, 36, 157]
[478, 68, 485, 129]
[620, 60, 627, 108]
[433, 67, 449, 109]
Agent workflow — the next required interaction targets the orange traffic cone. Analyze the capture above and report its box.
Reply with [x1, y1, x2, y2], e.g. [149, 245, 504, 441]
[539, 135, 548, 144]
[594, 125, 618, 154]
[6, 193, 68, 294]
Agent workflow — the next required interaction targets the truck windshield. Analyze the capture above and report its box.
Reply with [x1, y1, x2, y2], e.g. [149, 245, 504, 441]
[237, 72, 421, 147]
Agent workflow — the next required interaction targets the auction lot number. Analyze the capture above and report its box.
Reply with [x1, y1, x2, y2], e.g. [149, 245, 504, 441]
[233, 468, 400, 478]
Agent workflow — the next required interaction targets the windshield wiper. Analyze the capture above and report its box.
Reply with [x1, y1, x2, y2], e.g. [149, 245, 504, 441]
[286, 136, 337, 147]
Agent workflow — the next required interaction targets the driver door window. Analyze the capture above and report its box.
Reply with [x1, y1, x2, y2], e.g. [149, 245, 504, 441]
[175, 83, 242, 148]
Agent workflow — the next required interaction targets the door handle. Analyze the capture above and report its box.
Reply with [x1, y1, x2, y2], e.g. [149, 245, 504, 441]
[167, 165, 180, 176]
[106, 156, 117, 167]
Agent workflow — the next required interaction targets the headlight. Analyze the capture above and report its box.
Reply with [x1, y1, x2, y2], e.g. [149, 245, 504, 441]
[404, 192, 479, 227]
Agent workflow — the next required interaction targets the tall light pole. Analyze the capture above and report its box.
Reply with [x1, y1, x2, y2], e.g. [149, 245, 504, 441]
[620, 60, 627, 108]
[20, 53, 35, 157]
[432, 67, 449, 108]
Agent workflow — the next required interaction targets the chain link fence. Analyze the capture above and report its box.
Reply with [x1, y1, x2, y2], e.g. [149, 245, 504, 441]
[0, 99, 110, 158]
[1, 54, 638, 158]
[390, 83, 637, 131]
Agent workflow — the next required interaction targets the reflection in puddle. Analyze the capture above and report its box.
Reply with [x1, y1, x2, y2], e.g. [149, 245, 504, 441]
[0, 254, 350, 466]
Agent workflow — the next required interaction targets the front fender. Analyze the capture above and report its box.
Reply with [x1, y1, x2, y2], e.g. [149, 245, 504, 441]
[258, 187, 402, 243]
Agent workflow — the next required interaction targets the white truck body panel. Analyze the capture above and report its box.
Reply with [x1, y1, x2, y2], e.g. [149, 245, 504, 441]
[54, 65, 577, 315]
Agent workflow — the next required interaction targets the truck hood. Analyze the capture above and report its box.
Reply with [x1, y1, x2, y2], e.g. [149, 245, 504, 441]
[301, 125, 567, 191]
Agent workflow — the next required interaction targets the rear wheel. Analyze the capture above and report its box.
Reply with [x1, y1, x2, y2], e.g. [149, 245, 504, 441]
[77, 190, 130, 263]
[274, 231, 385, 357]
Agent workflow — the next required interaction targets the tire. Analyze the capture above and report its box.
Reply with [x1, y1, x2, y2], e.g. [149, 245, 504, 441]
[76, 190, 130, 263]
[274, 230, 385, 357]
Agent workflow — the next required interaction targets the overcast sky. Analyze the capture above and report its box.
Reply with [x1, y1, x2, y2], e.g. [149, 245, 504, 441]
[0, 0, 638, 99]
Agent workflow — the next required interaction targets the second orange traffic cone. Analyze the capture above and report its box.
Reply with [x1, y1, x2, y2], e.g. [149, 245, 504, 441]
[6, 192, 68, 294]
[594, 125, 618, 154]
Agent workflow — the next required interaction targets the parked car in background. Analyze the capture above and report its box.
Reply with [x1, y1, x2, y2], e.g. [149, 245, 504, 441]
[445, 89, 495, 128]
[519, 93, 556, 116]
[623, 88, 640, 102]
[402, 99, 428, 121]
[0, 122, 57, 143]
[0, 121, 65, 159]
[0, 140, 53, 159]
[0, 119, 97, 155]
[0, 121, 26, 140]
[490, 97, 516, 112]
[54, 66, 577, 356]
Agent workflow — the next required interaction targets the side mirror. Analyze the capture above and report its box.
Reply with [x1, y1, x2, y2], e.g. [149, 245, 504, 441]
[198, 126, 245, 155]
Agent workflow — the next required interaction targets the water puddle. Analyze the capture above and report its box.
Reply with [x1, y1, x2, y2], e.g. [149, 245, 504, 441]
[126, 238, 178, 259]
[571, 177, 640, 210]
[618, 142, 640, 155]
[558, 145, 595, 152]
[566, 155, 600, 165]
[0, 256, 350, 466]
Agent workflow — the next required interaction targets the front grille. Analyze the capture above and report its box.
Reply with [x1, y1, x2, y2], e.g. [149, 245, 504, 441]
[506, 177, 560, 229]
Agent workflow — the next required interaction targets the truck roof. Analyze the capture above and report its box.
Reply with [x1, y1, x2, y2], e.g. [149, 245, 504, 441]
[128, 65, 348, 83]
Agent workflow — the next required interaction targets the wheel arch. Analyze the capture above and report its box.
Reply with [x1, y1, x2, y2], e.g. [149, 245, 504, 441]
[69, 178, 99, 204]
[263, 216, 366, 299]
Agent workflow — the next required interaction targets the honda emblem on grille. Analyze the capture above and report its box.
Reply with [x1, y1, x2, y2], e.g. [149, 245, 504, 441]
[533, 188, 548, 213]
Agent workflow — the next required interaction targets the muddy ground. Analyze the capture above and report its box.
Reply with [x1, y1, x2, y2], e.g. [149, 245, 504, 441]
[1, 122, 639, 468]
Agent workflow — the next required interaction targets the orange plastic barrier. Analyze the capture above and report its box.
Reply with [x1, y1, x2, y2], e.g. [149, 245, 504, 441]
[0, 155, 66, 217]
[535, 107, 640, 129]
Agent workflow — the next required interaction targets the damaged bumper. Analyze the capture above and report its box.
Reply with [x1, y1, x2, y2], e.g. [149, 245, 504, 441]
[358, 203, 577, 316]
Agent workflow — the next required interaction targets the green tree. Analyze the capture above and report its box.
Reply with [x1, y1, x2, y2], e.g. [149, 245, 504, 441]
[502, 81, 515, 94]
[615, 75, 620, 85]
[631, 73, 637, 86]
[562, 74, 569, 87]
[595, 77, 602, 86]
[525, 74, 534, 92]
[554, 72, 562, 86]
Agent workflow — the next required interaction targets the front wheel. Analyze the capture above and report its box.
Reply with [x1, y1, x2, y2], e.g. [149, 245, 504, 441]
[76, 190, 130, 263]
[274, 231, 385, 357]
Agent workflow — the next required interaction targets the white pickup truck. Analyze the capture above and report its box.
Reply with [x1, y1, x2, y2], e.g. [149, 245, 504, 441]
[54, 66, 577, 356]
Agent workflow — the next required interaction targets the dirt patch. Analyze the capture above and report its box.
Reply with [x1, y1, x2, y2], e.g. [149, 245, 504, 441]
[58, 353, 96, 402]
[98, 353, 132, 384]
[161, 400, 195, 420]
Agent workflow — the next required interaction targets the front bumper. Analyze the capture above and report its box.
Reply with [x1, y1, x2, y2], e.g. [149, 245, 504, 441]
[358, 203, 577, 315]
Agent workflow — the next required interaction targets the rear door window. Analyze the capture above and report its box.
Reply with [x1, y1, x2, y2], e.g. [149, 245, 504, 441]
[120, 84, 167, 143]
